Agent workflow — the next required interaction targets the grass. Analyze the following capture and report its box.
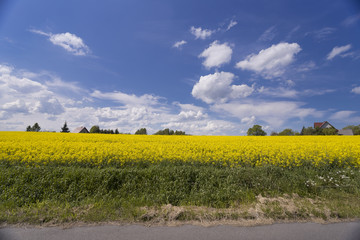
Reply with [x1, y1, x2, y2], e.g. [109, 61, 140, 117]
[1, 163, 360, 225]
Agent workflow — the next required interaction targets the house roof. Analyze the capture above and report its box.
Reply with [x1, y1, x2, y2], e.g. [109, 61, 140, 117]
[338, 129, 354, 135]
[72, 126, 89, 133]
[314, 121, 336, 129]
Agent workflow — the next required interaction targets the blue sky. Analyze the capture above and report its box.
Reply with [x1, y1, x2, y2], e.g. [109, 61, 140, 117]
[0, 0, 360, 135]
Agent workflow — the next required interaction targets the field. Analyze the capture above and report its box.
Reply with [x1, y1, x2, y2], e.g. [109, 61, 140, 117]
[1, 132, 360, 168]
[1, 132, 360, 225]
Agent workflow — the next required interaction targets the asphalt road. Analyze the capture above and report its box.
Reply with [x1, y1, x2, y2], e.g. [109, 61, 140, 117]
[1, 222, 360, 240]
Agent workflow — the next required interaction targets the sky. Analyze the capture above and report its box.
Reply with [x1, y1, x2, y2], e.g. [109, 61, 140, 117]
[0, 0, 360, 135]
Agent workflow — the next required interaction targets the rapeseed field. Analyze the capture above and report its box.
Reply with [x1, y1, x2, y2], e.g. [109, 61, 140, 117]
[1, 132, 359, 168]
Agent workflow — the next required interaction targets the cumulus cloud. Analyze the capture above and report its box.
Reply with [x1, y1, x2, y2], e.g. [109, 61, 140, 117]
[199, 41, 232, 69]
[236, 42, 301, 78]
[91, 90, 161, 106]
[30, 29, 90, 56]
[2, 100, 29, 113]
[173, 40, 187, 48]
[191, 72, 253, 104]
[34, 98, 65, 115]
[327, 44, 352, 60]
[190, 26, 215, 40]
[351, 86, 360, 94]
[212, 100, 321, 128]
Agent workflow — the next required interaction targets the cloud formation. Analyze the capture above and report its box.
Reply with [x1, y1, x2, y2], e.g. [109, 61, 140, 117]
[173, 40, 187, 48]
[190, 26, 215, 40]
[199, 41, 232, 69]
[351, 86, 360, 94]
[30, 29, 90, 56]
[226, 20, 238, 31]
[236, 42, 301, 78]
[326, 44, 352, 60]
[212, 100, 321, 128]
[191, 72, 253, 104]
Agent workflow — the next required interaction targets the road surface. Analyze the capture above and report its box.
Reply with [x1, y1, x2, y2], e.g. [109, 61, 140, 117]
[1, 222, 360, 240]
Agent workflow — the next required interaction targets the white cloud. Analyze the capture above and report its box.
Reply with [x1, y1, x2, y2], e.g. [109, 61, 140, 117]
[30, 29, 90, 56]
[34, 98, 65, 115]
[351, 86, 360, 94]
[330, 111, 356, 120]
[199, 41, 232, 69]
[190, 26, 215, 40]
[212, 100, 321, 128]
[310, 27, 336, 40]
[342, 14, 360, 26]
[236, 42, 301, 78]
[258, 26, 277, 42]
[192, 72, 253, 104]
[258, 86, 299, 98]
[91, 90, 161, 106]
[2, 100, 29, 113]
[226, 20, 238, 31]
[327, 44, 352, 60]
[173, 40, 187, 48]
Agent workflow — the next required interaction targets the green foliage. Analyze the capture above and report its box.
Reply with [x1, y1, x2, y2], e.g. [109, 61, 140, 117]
[60, 121, 70, 133]
[278, 128, 295, 136]
[343, 125, 360, 135]
[247, 125, 267, 136]
[322, 128, 338, 135]
[154, 128, 185, 135]
[135, 128, 147, 135]
[270, 131, 278, 136]
[26, 123, 41, 132]
[90, 125, 100, 133]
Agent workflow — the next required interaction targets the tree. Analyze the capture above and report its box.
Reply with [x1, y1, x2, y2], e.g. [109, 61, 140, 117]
[60, 121, 70, 133]
[278, 128, 295, 136]
[301, 126, 316, 135]
[26, 125, 32, 132]
[135, 128, 147, 135]
[115, 129, 119, 134]
[270, 131, 278, 136]
[247, 125, 267, 136]
[32, 123, 41, 132]
[322, 128, 338, 135]
[174, 130, 185, 135]
[90, 125, 100, 133]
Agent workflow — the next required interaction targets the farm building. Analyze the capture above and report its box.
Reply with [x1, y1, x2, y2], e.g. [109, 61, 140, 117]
[314, 121, 337, 130]
[72, 126, 89, 133]
[338, 129, 354, 136]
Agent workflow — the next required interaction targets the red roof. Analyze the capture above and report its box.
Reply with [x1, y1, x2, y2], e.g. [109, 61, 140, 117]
[314, 122, 324, 128]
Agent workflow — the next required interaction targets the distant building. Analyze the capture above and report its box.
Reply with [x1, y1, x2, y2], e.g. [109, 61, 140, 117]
[72, 126, 89, 133]
[338, 129, 354, 136]
[314, 121, 337, 130]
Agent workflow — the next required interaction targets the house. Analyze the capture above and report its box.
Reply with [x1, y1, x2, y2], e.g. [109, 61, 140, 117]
[314, 121, 337, 130]
[72, 126, 89, 133]
[338, 129, 354, 136]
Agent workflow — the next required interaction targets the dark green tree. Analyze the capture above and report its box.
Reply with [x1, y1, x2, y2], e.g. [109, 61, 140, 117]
[247, 125, 267, 136]
[32, 123, 41, 132]
[90, 125, 100, 133]
[322, 128, 338, 135]
[135, 128, 147, 135]
[26, 125, 32, 132]
[278, 128, 295, 136]
[270, 131, 278, 136]
[115, 129, 119, 134]
[60, 121, 70, 133]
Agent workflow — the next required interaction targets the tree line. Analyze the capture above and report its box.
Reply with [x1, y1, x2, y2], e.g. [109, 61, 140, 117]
[247, 124, 360, 136]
